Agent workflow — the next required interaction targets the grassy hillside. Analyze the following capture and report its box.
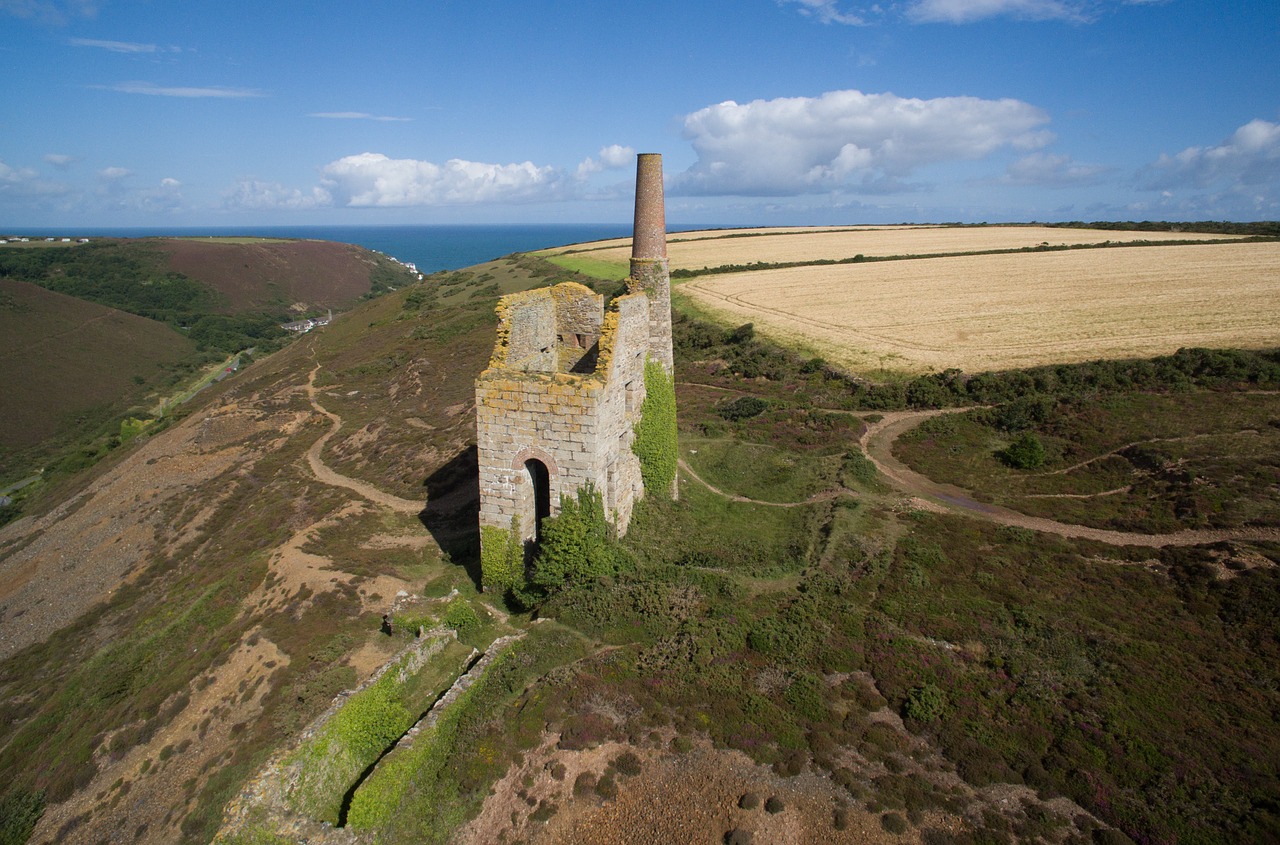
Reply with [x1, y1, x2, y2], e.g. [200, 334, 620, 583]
[0, 241, 1276, 845]
[0, 278, 196, 474]
[155, 237, 408, 314]
[0, 237, 418, 496]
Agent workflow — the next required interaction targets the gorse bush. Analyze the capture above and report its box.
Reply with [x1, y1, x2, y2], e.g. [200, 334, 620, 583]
[1000, 432, 1047, 469]
[717, 396, 769, 421]
[528, 484, 628, 595]
[442, 599, 480, 636]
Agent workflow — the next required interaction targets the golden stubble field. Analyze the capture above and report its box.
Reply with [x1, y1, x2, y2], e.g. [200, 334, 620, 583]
[548, 225, 1244, 272]
[677, 240, 1280, 374]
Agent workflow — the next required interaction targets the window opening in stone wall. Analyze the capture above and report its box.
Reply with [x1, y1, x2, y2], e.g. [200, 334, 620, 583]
[525, 459, 551, 542]
[625, 380, 636, 413]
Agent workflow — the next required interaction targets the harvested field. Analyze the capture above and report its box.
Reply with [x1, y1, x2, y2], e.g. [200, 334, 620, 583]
[679, 241, 1280, 374]
[545, 225, 1245, 273]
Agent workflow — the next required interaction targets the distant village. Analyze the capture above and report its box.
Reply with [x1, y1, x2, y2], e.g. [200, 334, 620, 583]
[1, 235, 92, 244]
[282, 251, 422, 333]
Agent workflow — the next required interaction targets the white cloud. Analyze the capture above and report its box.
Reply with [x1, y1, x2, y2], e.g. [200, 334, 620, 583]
[123, 177, 185, 213]
[319, 152, 565, 207]
[309, 112, 411, 122]
[1140, 118, 1280, 191]
[779, 0, 867, 25]
[675, 89, 1051, 196]
[905, 0, 1086, 23]
[576, 144, 635, 178]
[98, 166, 130, 180]
[69, 37, 176, 53]
[98, 81, 265, 98]
[0, 160, 70, 198]
[1004, 152, 1111, 186]
[43, 153, 76, 168]
[223, 180, 333, 211]
[782, 0, 1169, 25]
[1, 0, 98, 24]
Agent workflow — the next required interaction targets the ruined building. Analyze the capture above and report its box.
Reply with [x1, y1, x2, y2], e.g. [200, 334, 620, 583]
[474, 153, 676, 590]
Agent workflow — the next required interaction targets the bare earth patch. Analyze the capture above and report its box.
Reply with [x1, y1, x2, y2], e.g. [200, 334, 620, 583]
[458, 736, 942, 845]
[30, 630, 289, 845]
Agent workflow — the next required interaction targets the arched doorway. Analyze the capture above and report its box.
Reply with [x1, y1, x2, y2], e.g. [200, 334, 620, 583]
[524, 458, 551, 543]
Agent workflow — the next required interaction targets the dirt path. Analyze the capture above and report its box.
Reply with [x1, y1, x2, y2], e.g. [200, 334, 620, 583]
[304, 364, 424, 515]
[859, 409, 1280, 548]
[677, 458, 853, 508]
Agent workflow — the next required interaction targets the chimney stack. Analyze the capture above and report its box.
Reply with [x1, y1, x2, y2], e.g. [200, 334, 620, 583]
[626, 153, 674, 375]
[631, 153, 667, 262]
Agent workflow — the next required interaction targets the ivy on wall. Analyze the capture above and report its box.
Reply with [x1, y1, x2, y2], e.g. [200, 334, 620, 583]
[479, 516, 523, 594]
[633, 357, 677, 498]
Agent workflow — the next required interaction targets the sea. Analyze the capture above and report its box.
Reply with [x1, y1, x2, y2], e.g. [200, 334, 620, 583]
[2, 224, 710, 275]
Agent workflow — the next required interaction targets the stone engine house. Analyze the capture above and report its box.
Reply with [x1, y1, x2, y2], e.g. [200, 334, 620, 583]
[475, 153, 675, 567]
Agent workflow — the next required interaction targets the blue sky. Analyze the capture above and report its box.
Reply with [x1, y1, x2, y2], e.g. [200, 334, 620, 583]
[1, 0, 1277, 227]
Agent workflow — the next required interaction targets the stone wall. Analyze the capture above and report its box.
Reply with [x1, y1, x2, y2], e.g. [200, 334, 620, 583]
[476, 288, 649, 555]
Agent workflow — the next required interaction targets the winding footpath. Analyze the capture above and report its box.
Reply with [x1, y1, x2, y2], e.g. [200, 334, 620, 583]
[305, 364, 424, 515]
[858, 409, 1280, 548]
[677, 458, 854, 508]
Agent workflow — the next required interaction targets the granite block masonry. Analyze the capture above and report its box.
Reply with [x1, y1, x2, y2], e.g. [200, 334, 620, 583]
[475, 154, 676, 582]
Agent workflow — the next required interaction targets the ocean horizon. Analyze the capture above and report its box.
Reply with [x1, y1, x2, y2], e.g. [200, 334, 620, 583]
[0, 223, 715, 275]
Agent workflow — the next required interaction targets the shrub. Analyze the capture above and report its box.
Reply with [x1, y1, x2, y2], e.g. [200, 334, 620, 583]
[0, 790, 44, 845]
[480, 517, 524, 594]
[572, 772, 597, 797]
[528, 484, 626, 594]
[717, 396, 769, 421]
[903, 683, 947, 723]
[1000, 432, 1046, 469]
[442, 599, 480, 636]
[594, 773, 618, 800]
[765, 796, 785, 814]
[841, 449, 878, 485]
[881, 811, 909, 834]
[612, 751, 642, 777]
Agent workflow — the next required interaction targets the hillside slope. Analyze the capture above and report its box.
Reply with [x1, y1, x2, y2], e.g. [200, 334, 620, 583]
[0, 238, 416, 487]
[0, 255, 559, 844]
[0, 278, 195, 457]
[154, 238, 406, 315]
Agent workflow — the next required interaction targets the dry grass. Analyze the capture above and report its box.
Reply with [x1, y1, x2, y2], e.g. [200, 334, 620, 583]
[544, 225, 1244, 274]
[679, 241, 1280, 374]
